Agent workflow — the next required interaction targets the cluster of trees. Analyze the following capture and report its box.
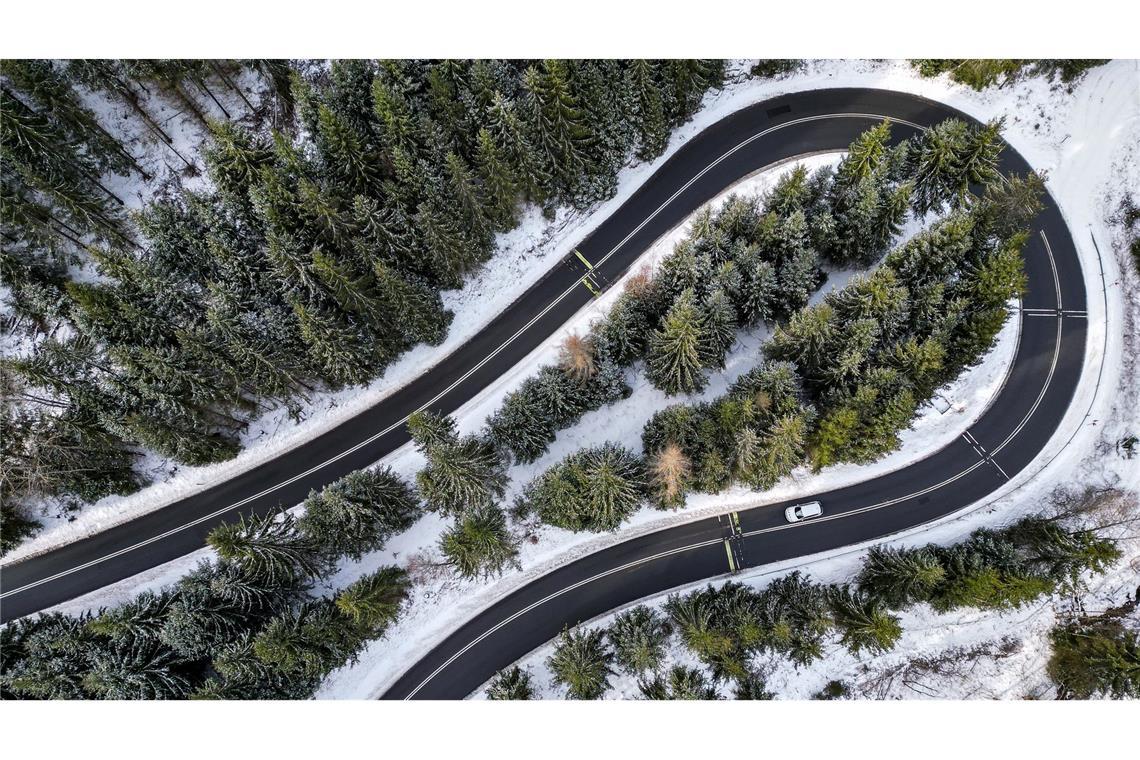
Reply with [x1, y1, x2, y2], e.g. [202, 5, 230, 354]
[407, 410, 519, 578]
[505, 118, 1037, 532]
[1, 59, 724, 554]
[488, 120, 918, 466]
[857, 516, 1120, 613]
[635, 119, 1041, 512]
[484, 514, 1118, 700]
[489, 571, 901, 700]
[516, 442, 646, 532]
[911, 59, 1109, 90]
[0, 465, 421, 699]
[1048, 602, 1140, 699]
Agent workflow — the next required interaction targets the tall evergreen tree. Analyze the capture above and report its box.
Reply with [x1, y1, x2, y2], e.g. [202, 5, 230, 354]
[439, 503, 520, 580]
[646, 289, 707, 396]
[607, 605, 673, 676]
[548, 626, 614, 700]
[486, 665, 535, 700]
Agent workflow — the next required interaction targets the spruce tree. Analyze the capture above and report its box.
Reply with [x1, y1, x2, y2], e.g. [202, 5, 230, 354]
[828, 585, 903, 655]
[408, 410, 508, 517]
[486, 665, 535, 700]
[82, 641, 190, 700]
[207, 510, 327, 585]
[334, 566, 411, 636]
[252, 600, 362, 683]
[646, 289, 707, 396]
[857, 546, 946, 608]
[627, 60, 669, 160]
[298, 467, 421, 560]
[639, 665, 720, 700]
[607, 605, 673, 676]
[439, 503, 520, 580]
[522, 443, 646, 532]
[547, 626, 614, 700]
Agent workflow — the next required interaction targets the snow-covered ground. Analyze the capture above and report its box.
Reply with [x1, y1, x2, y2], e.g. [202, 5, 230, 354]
[23, 59, 1139, 701]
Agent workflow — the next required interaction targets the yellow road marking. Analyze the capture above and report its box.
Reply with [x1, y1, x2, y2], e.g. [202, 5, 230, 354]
[574, 249, 594, 270]
[724, 540, 736, 572]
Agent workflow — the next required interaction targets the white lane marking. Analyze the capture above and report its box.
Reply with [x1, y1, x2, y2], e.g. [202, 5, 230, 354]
[3, 111, 921, 600]
[403, 537, 723, 698]
[989, 232, 1064, 458]
[1040, 229, 1063, 310]
[963, 431, 1010, 481]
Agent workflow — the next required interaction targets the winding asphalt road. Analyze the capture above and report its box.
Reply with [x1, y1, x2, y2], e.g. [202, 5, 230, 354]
[1, 90, 1088, 707]
[379, 93, 1089, 699]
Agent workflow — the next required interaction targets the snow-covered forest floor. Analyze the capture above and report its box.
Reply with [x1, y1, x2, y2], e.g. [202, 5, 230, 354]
[21, 59, 1139, 701]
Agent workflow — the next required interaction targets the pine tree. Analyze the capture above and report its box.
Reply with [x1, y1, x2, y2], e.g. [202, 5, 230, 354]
[857, 545, 946, 608]
[290, 296, 377, 387]
[473, 127, 520, 228]
[646, 289, 707, 396]
[548, 626, 614, 700]
[87, 590, 174, 644]
[409, 410, 508, 517]
[253, 600, 362, 682]
[828, 585, 903, 655]
[372, 262, 452, 347]
[195, 632, 312, 700]
[298, 467, 421, 560]
[334, 566, 411, 636]
[207, 510, 327, 585]
[910, 118, 970, 214]
[82, 641, 190, 700]
[627, 60, 668, 160]
[158, 564, 257, 660]
[958, 118, 1005, 190]
[607, 605, 673, 676]
[486, 665, 534, 700]
[314, 102, 382, 197]
[748, 412, 808, 489]
[838, 120, 893, 187]
[485, 92, 548, 205]
[1049, 614, 1140, 699]
[521, 61, 594, 201]
[0, 613, 99, 699]
[734, 672, 775, 700]
[439, 503, 520, 580]
[445, 151, 491, 239]
[976, 171, 1046, 238]
[522, 443, 646, 532]
[701, 288, 737, 368]
[639, 664, 720, 700]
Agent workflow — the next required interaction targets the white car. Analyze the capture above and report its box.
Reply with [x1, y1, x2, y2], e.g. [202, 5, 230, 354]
[784, 501, 823, 523]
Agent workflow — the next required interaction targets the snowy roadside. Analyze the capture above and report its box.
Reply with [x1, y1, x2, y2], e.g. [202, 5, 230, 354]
[31, 150, 1018, 663]
[13, 58, 1133, 563]
[21, 59, 1137, 703]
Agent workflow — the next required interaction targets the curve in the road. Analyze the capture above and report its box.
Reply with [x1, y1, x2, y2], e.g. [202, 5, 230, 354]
[0, 89, 990, 622]
[379, 92, 1089, 700]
